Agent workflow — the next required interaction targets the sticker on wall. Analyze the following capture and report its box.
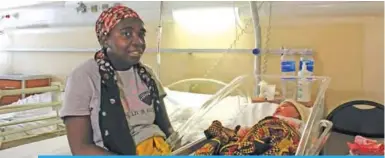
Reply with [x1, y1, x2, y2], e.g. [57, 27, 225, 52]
[91, 5, 98, 12]
[102, 4, 109, 10]
[76, 2, 87, 13]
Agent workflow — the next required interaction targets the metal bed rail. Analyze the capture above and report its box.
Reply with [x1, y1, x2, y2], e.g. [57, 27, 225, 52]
[0, 82, 64, 149]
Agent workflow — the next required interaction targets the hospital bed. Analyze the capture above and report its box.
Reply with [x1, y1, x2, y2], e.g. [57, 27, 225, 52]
[0, 82, 65, 149]
[0, 77, 233, 153]
[0, 75, 333, 157]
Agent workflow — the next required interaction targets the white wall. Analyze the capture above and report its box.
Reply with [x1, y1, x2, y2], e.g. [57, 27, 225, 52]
[2, 15, 384, 111]
[0, 32, 12, 74]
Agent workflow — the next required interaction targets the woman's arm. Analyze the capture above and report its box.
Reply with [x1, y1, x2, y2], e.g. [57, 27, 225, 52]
[155, 98, 175, 137]
[64, 116, 116, 155]
[60, 66, 116, 155]
[155, 98, 183, 149]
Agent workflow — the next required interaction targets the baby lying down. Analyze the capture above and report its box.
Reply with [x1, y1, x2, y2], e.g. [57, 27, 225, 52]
[193, 99, 310, 156]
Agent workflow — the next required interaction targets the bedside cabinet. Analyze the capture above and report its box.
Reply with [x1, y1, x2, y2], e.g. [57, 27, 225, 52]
[0, 74, 52, 106]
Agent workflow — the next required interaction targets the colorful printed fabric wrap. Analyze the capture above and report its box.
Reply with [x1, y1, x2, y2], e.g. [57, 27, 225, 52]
[240, 116, 301, 155]
[194, 116, 300, 156]
[194, 120, 272, 155]
[194, 120, 240, 155]
[219, 137, 272, 155]
[93, 5, 172, 155]
[194, 138, 222, 155]
[203, 120, 241, 144]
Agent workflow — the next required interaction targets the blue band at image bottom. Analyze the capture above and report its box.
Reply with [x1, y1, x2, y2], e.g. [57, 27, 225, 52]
[38, 156, 385, 158]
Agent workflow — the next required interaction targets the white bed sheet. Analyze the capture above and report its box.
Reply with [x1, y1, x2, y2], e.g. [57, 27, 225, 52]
[0, 104, 280, 158]
[171, 101, 279, 145]
[163, 88, 213, 129]
[0, 88, 280, 157]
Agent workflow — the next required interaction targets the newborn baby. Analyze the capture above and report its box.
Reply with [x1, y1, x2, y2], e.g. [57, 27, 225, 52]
[194, 99, 310, 156]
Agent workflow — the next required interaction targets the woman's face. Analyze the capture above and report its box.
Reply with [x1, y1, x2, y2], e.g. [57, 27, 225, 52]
[105, 18, 146, 66]
[274, 102, 300, 119]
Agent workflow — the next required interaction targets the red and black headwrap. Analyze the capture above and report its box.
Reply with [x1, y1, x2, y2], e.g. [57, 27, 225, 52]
[95, 5, 141, 46]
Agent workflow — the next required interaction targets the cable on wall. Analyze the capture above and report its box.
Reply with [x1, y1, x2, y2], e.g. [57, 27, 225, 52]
[188, 2, 265, 92]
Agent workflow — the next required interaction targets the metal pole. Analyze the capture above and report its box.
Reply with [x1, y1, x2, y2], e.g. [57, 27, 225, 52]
[156, 1, 164, 78]
[249, 1, 262, 95]
[249, 1, 262, 75]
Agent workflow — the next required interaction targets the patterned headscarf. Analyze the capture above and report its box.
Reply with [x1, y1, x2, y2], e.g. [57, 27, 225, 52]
[95, 5, 141, 46]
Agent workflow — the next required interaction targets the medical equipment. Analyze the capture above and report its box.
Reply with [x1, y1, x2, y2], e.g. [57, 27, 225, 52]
[299, 50, 315, 75]
[168, 74, 333, 156]
[297, 62, 312, 102]
[280, 49, 297, 99]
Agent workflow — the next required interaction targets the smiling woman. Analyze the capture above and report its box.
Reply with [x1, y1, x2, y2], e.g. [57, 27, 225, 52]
[60, 5, 175, 156]
[100, 17, 147, 69]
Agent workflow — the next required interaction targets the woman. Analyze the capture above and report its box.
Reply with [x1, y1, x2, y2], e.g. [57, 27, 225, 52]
[193, 99, 310, 155]
[59, 5, 174, 155]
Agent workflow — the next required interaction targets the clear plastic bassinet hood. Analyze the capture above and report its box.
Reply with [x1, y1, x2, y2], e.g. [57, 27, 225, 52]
[167, 74, 333, 156]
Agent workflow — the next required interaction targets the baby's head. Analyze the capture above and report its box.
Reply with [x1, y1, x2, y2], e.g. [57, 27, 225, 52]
[237, 100, 310, 137]
[273, 99, 310, 121]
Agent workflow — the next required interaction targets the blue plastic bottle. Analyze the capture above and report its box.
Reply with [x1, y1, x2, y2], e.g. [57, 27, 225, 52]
[299, 50, 314, 74]
[280, 49, 296, 99]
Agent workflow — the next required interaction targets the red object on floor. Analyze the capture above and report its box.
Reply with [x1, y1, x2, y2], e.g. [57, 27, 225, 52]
[347, 135, 384, 155]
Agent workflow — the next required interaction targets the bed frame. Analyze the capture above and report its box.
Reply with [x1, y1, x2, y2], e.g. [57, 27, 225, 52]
[0, 82, 64, 149]
[0, 75, 333, 155]
[0, 78, 231, 150]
